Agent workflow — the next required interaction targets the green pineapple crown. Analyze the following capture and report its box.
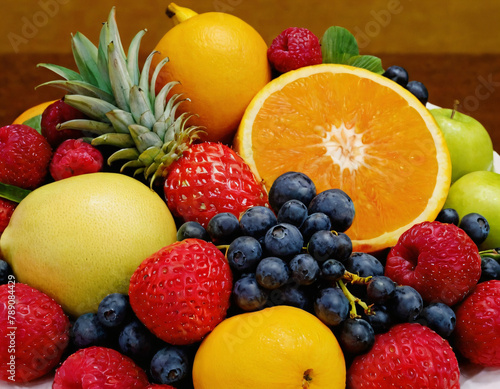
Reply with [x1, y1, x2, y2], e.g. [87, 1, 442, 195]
[37, 7, 204, 187]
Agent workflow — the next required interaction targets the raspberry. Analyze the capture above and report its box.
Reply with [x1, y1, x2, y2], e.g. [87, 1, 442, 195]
[385, 221, 481, 306]
[0, 124, 52, 190]
[49, 138, 104, 181]
[267, 27, 323, 73]
[454, 280, 500, 366]
[53, 346, 149, 388]
[0, 283, 70, 383]
[347, 323, 460, 388]
[0, 198, 16, 236]
[41, 99, 87, 148]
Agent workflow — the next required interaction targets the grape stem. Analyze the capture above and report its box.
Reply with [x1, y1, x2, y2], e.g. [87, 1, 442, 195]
[337, 279, 374, 318]
[479, 248, 500, 260]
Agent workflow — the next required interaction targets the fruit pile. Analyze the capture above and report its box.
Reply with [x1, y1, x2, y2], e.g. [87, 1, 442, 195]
[1, 3, 500, 389]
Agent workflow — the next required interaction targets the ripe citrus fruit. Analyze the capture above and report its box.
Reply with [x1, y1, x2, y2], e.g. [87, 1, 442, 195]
[234, 64, 451, 253]
[151, 6, 271, 144]
[12, 100, 57, 125]
[192, 305, 345, 388]
[0, 173, 177, 316]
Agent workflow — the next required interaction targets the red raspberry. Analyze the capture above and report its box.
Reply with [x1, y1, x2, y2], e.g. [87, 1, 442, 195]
[41, 99, 86, 148]
[0, 198, 16, 236]
[0, 283, 70, 383]
[0, 124, 52, 190]
[385, 221, 481, 306]
[347, 323, 460, 388]
[49, 138, 104, 181]
[53, 346, 149, 388]
[267, 27, 323, 73]
[129, 238, 233, 345]
[454, 280, 500, 366]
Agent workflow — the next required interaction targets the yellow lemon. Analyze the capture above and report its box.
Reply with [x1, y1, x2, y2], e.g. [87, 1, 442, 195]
[192, 305, 346, 388]
[0, 173, 177, 316]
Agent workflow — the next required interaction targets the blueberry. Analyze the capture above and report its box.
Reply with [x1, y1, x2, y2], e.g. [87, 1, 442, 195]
[0, 260, 13, 285]
[345, 252, 384, 277]
[366, 276, 396, 304]
[289, 253, 320, 286]
[177, 221, 210, 242]
[269, 171, 317, 212]
[277, 199, 308, 227]
[150, 346, 189, 385]
[480, 256, 500, 281]
[363, 305, 392, 334]
[97, 293, 131, 328]
[71, 313, 109, 349]
[435, 208, 459, 226]
[307, 230, 352, 262]
[207, 212, 241, 244]
[300, 212, 331, 242]
[338, 318, 375, 356]
[314, 287, 349, 326]
[459, 212, 490, 246]
[418, 302, 456, 338]
[233, 274, 268, 311]
[255, 257, 290, 290]
[227, 236, 263, 273]
[382, 65, 409, 87]
[269, 284, 310, 310]
[391, 285, 423, 322]
[321, 259, 346, 281]
[264, 223, 304, 260]
[406, 80, 429, 105]
[239, 206, 277, 239]
[118, 319, 156, 363]
[308, 189, 355, 232]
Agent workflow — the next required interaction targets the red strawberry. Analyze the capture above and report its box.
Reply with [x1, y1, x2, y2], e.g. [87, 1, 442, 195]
[267, 27, 323, 73]
[164, 142, 269, 228]
[385, 221, 481, 306]
[53, 346, 149, 388]
[0, 124, 52, 190]
[129, 238, 233, 345]
[454, 280, 500, 367]
[50, 138, 104, 181]
[0, 282, 70, 383]
[347, 323, 460, 388]
[0, 198, 16, 236]
[41, 99, 86, 148]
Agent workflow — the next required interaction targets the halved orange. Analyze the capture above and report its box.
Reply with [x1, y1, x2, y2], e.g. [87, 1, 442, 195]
[233, 64, 451, 253]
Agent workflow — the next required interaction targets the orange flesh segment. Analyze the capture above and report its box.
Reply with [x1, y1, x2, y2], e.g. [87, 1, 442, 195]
[251, 72, 440, 242]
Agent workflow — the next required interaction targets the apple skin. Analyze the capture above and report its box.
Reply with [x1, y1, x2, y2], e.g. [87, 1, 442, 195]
[430, 108, 493, 183]
[444, 170, 500, 250]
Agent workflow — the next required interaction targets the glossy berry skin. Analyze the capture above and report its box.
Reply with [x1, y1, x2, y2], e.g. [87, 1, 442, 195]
[267, 27, 323, 73]
[459, 212, 490, 246]
[480, 256, 500, 281]
[239, 205, 277, 239]
[454, 280, 500, 367]
[165, 142, 268, 228]
[363, 305, 392, 334]
[308, 230, 352, 262]
[345, 253, 384, 277]
[406, 80, 429, 105]
[97, 293, 131, 328]
[118, 319, 156, 363]
[435, 207, 459, 225]
[391, 285, 423, 322]
[129, 239, 233, 345]
[176, 221, 210, 242]
[269, 284, 310, 310]
[268, 171, 316, 212]
[321, 259, 345, 281]
[0, 283, 70, 383]
[308, 189, 355, 232]
[347, 323, 460, 389]
[277, 199, 308, 227]
[0, 124, 52, 190]
[300, 212, 331, 242]
[339, 318, 375, 356]
[41, 99, 86, 148]
[264, 223, 304, 260]
[256, 256, 290, 289]
[207, 212, 241, 244]
[150, 346, 189, 385]
[146, 385, 176, 389]
[49, 138, 103, 181]
[227, 236, 263, 273]
[382, 65, 409, 87]
[233, 274, 268, 311]
[289, 253, 320, 285]
[419, 302, 456, 338]
[53, 346, 149, 388]
[0, 260, 13, 285]
[385, 221, 481, 305]
[314, 287, 349, 326]
[71, 313, 109, 349]
[0, 198, 16, 237]
[366, 276, 396, 304]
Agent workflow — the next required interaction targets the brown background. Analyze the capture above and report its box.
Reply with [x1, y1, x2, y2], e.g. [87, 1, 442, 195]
[1, 0, 499, 148]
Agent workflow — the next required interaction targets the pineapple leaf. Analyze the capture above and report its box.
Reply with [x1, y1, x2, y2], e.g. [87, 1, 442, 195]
[139, 51, 158, 102]
[91, 133, 135, 148]
[129, 124, 162, 152]
[106, 7, 127, 61]
[129, 86, 155, 129]
[106, 109, 135, 134]
[71, 32, 100, 86]
[64, 94, 117, 123]
[138, 147, 161, 167]
[36, 63, 82, 81]
[96, 21, 113, 95]
[127, 29, 147, 85]
[120, 160, 145, 171]
[57, 119, 114, 135]
[37, 80, 115, 103]
[149, 56, 170, 107]
[154, 81, 179, 120]
[108, 147, 140, 165]
[108, 41, 132, 111]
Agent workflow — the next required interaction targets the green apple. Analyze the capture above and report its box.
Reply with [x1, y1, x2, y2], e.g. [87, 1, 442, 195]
[444, 170, 500, 250]
[430, 108, 493, 183]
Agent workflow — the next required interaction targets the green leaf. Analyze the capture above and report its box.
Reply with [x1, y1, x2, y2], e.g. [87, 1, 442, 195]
[0, 182, 31, 203]
[321, 26, 359, 64]
[22, 114, 42, 134]
[347, 55, 384, 74]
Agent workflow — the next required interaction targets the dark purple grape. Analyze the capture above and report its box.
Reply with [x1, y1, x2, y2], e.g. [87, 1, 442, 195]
[418, 302, 456, 338]
[366, 276, 396, 304]
[338, 318, 375, 355]
[227, 236, 263, 273]
[289, 253, 320, 286]
[382, 65, 409, 87]
[435, 208, 459, 226]
[459, 212, 489, 246]
[314, 287, 349, 326]
[239, 206, 277, 239]
[256, 257, 290, 290]
[277, 199, 308, 227]
[391, 285, 423, 322]
[308, 189, 355, 232]
[321, 259, 345, 281]
[269, 171, 316, 212]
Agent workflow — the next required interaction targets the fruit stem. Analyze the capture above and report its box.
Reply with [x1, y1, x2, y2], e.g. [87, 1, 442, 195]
[451, 100, 460, 119]
[479, 248, 500, 261]
[338, 279, 373, 318]
[0, 182, 31, 203]
[342, 271, 372, 285]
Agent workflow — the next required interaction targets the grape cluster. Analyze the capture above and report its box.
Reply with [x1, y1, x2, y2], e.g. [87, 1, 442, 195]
[382, 65, 429, 106]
